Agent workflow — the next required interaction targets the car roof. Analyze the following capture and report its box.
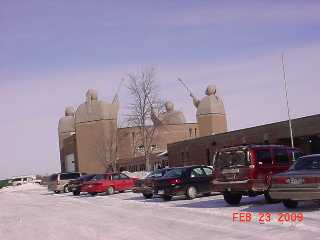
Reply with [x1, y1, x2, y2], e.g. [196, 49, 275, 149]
[218, 144, 298, 151]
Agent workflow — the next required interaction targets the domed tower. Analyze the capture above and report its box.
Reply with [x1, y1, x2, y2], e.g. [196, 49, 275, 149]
[191, 85, 227, 137]
[58, 107, 76, 172]
[75, 89, 119, 173]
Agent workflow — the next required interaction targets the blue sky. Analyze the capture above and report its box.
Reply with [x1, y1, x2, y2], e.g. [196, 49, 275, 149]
[0, 0, 320, 178]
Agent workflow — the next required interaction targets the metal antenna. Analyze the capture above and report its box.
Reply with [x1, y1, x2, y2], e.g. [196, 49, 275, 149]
[112, 78, 125, 102]
[282, 53, 294, 148]
[177, 77, 192, 95]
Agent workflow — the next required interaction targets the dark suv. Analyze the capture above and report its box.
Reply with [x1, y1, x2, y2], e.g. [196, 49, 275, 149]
[153, 166, 214, 201]
[213, 145, 303, 205]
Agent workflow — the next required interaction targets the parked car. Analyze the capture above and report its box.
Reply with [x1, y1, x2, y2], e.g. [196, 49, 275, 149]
[152, 165, 214, 201]
[68, 174, 97, 195]
[269, 154, 320, 209]
[133, 168, 172, 199]
[212, 144, 303, 205]
[81, 173, 138, 196]
[48, 172, 82, 193]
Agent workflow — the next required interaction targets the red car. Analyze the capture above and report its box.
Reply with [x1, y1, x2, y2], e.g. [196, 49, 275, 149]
[81, 173, 138, 196]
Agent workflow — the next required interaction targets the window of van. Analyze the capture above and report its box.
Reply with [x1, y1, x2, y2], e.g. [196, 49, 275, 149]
[214, 150, 248, 168]
[274, 148, 289, 165]
[60, 173, 80, 180]
[49, 174, 58, 181]
[256, 149, 272, 164]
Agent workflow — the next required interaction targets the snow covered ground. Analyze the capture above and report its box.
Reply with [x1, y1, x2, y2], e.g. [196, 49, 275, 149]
[0, 184, 319, 240]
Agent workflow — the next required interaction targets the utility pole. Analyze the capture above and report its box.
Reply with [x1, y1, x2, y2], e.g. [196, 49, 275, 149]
[282, 53, 294, 149]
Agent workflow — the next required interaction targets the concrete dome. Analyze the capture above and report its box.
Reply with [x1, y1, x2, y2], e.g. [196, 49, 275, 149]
[75, 89, 119, 124]
[58, 107, 75, 134]
[196, 95, 226, 116]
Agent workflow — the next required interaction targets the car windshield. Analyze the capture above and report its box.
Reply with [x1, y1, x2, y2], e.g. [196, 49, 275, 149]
[164, 168, 186, 178]
[289, 156, 320, 171]
[214, 150, 249, 169]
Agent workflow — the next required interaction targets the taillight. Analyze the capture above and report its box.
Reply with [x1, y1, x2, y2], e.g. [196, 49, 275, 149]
[169, 179, 183, 185]
[303, 177, 320, 184]
[272, 177, 288, 184]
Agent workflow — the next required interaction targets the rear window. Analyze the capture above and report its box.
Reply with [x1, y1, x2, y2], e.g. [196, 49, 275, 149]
[92, 174, 109, 181]
[60, 173, 80, 180]
[80, 175, 95, 181]
[256, 149, 272, 164]
[49, 174, 58, 181]
[147, 169, 167, 178]
[290, 156, 320, 170]
[214, 150, 248, 168]
[164, 168, 186, 178]
[274, 148, 289, 165]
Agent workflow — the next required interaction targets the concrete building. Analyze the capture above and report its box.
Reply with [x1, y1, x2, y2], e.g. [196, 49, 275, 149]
[167, 114, 320, 167]
[75, 89, 119, 174]
[190, 85, 228, 137]
[58, 107, 77, 172]
[58, 89, 198, 173]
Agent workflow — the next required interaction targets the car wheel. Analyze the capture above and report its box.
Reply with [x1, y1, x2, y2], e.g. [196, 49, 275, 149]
[89, 192, 97, 196]
[163, 195, 172, 201]
[73, 190, 80, 196]
[54, 190, 61, 194]
[283, 199, 298, 209]
[186, 186, 197, 200]
[63, 185, 69, 193]
[143, 193, 153, 199]
[223, 192, 242, 205]
[106, 186, 115, 195]
[264, 191, 281, 204]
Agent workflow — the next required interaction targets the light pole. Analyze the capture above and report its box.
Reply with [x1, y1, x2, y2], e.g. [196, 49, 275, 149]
[282, 53, 295, 149]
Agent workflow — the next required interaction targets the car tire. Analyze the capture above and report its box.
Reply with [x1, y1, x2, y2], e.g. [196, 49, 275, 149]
[89, 192, 97, 196]
[283, 199, 298, 209]
[106, 186, 115, 195]
[73, 190, 80, 196]
[223, 192, 242, 205]
[163, 195, 172, 201]
[63, 185, 69, 193]
[54, 190, 61, 194]
[264, 191, 281, 204]
[143, 193, 153, 199]
[186, 186, 197, 200]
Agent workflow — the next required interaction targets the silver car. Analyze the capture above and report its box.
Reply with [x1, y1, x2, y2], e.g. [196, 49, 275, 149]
[48, 172, 82, 193]
[269, 154, 320, 208]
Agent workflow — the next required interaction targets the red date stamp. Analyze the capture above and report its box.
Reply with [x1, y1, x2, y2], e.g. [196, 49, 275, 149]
[232, 212, 304, 224]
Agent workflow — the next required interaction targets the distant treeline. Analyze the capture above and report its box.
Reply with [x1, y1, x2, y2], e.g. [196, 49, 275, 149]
[0, 179, 10, 189]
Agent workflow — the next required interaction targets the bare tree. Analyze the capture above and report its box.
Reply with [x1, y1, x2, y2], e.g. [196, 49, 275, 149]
[93, 121, 118, 172]
[126, 67, 163, 171]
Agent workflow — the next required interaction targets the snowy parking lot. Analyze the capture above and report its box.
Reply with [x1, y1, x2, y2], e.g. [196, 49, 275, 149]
[0, 184, 320, 240]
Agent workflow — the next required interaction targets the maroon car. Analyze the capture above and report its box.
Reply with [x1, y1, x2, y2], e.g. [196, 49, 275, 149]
[213, 145, 303, 205]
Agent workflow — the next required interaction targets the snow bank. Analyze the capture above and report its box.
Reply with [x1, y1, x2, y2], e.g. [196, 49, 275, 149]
[0, 183, 43, 193]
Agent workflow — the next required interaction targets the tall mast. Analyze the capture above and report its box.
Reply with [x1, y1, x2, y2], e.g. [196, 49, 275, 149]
[282, 53, 294, 148]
